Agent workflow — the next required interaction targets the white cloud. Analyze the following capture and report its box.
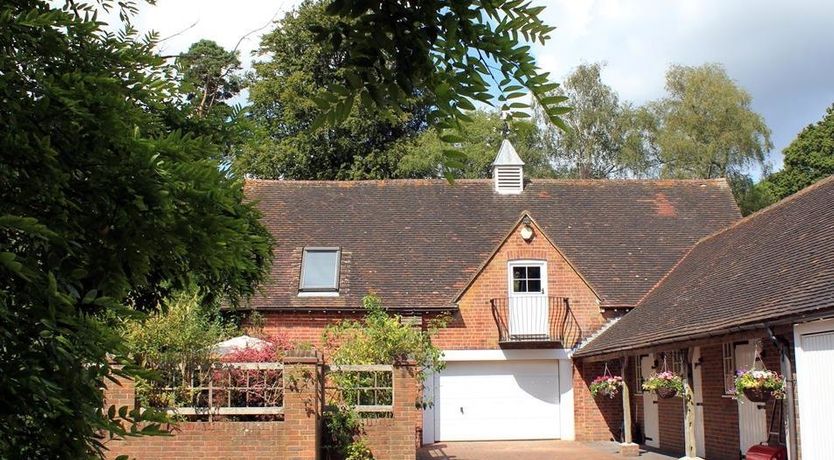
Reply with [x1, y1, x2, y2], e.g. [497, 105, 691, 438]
[132, 0, 303, 68]
[129, 0, 834, 172]
[533, 0, 834, 170]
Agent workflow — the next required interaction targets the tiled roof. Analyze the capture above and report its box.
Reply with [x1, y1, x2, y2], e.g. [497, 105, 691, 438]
[244, 178, 740, 310]
[575, 175, 834, 357]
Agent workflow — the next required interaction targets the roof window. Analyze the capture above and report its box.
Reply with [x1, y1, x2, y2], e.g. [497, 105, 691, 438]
[299, 247, 340, 294]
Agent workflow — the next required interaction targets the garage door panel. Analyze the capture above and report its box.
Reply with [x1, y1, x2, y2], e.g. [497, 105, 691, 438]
[798, 330, 834, 459]
[436, 360, 560, 441]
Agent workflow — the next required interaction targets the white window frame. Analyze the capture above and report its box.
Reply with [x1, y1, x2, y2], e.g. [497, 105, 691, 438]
[722, 342, 736, 395]
[507, 260, 547, 296]
[298, 247, 341, 295]
[634, 355, 645, 394]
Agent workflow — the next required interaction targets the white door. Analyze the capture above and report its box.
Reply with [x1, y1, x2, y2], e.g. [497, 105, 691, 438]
[795, 320, 834, 460]
[692, 347, 706, 457]
[436, 360, 560, 441]
[736, 342, 767, 453]
[508, 261, 548, 338]
[641, 354, 660, 448]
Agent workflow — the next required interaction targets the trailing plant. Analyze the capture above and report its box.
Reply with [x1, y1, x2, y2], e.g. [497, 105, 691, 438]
[321, 295, 448, 459]
[590, 375, 624, 399]
[734, 369, 786, 399]
[642, 371, 684, 395]
[324, 404, 373, 460]
[323, 295, 448, 374]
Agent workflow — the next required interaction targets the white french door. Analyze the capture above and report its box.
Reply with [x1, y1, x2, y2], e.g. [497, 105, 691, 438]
[640, 354, 660, 448]
[507, 261, 548, 338]
[736, 342, 767, 453]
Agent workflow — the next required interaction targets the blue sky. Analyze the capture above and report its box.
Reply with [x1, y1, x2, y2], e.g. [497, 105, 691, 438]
[135, 0, 834, 173]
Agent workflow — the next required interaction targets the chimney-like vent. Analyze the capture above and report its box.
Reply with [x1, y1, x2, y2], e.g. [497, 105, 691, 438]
[492, 139, 524, 194]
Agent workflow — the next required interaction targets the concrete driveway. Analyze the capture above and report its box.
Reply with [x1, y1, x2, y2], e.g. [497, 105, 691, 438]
[417, 440, 618, 460]
[417, 440, 677, 460]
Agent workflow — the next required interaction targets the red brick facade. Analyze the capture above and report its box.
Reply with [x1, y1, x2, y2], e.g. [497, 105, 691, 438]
[259, 218, 620, 444]
[433, 218, 606, 350]
[574, 360, 623, 442]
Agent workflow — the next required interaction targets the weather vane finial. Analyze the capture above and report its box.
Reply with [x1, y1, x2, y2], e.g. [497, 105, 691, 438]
[500, 110, 510, 139]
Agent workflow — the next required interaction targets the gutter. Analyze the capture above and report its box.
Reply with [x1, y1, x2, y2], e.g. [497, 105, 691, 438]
[576, 306, 834, 359]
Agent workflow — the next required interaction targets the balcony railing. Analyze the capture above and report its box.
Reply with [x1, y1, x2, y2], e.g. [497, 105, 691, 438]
[490, 296, 582, 348]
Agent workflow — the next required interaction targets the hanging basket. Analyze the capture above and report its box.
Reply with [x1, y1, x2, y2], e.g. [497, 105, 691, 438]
[743, 387, 772, 403]
[656, 387, 678, 399]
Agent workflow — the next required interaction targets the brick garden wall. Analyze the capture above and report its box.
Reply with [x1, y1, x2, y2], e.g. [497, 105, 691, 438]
[103, 359, 418, 460]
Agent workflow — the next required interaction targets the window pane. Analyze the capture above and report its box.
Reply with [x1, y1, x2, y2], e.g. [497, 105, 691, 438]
[301, 250, 339, 289]
[513, 280, 527, 292]
[527, 279, 541, 293]
[527, 266, 541, 279]
[512, 266, 526, 279]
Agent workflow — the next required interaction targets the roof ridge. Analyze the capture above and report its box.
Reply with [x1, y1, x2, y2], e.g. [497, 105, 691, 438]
[245, 178, 732, 186]
[632, 174, 834, 309]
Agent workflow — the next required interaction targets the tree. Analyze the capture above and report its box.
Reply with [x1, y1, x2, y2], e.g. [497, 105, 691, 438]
[537, 63, 650, 178]
[176, 39, 243, 118]
[397, 110, 555, 178]
[764, 103, 834, 200]
[314, 0, 571, 175]
[235, 0, 430, 180]
[645, 63, 772, 180]
[0, 1, 272, 457]
[164, 40, 250, 166]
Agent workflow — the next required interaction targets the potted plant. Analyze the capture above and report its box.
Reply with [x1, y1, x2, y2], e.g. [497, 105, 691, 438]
[734, 369, 786, 402]
[590, 375, 624, 399]
[642, 371, 684, 399]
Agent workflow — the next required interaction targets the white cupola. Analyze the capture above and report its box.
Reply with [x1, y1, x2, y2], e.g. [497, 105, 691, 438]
[492, 139, 525, 194]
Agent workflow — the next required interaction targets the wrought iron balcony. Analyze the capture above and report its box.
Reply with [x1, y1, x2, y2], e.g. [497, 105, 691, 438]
[490, 296, 582, 348]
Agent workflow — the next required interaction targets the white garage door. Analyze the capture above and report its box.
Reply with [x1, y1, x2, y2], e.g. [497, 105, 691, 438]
[436, 360, 560, 441]
[796, 323, 834, 460]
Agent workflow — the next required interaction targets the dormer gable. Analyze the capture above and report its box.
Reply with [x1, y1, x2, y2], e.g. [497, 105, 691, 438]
[492, 139, 524, 194]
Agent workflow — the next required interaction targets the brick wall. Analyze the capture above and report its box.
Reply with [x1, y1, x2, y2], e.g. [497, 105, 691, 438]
[573, 360, 623, 441]
[102, 358, 419, 460]
[363, 364, 419, 460]
[657, 396, 684, 454]
[104, 359, 320, 460]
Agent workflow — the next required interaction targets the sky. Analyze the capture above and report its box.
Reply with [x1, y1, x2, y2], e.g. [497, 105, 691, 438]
[133, 0, 834, 172]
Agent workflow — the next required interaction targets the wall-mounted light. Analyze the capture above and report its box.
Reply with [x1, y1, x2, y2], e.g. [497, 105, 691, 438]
[520, 216, 534, 242]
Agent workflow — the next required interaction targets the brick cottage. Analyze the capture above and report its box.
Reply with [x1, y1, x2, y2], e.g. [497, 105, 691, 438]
[107, 140, 834, 459]
[243, 140, 746, 451]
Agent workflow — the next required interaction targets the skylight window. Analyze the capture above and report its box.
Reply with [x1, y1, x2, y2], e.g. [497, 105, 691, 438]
[299, 247, 340, 293]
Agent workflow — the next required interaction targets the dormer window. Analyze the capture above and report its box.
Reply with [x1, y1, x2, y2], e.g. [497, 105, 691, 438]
[299, 247, 340, 295]
[492, 139, 524, 194]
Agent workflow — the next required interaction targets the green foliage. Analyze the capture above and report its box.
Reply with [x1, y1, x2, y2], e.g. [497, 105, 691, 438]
[177, 39, 243, 117]
[313, 0, 570, 177]
[236, 0, 429, 180]
[764, 103, 834, 200]
[123, 289, 232, 377]
[729, 174, 779, 216]
[323, 296, 447, 375]
[0, 1, 272, 457]
[324, 404, 373, 460]
[536, 63, 652, 178]
[323, 295, 445, 460]
[397, 110, 555, 178]
[644, 63, 773, 180]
